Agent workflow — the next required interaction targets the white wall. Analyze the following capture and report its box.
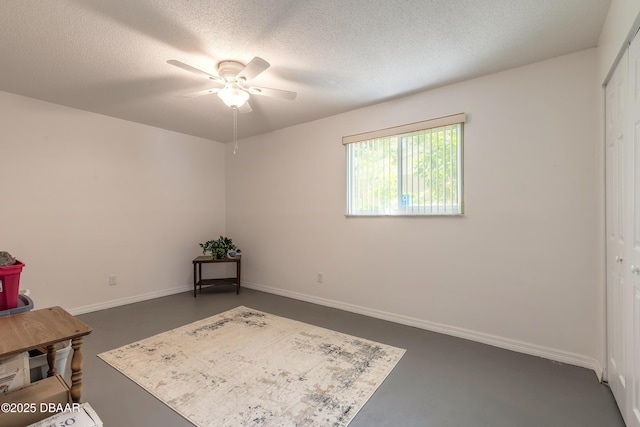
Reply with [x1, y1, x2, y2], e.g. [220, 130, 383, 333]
[226, 49, 600, 370]
[0, 91, 226, 313]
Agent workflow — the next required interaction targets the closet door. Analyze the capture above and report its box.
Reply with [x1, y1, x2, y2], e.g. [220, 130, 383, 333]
[627, 32, 640, 427]
[606, 48, 629, 418]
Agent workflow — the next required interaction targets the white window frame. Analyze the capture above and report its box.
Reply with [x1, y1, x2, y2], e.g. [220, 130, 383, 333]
[344, 113, 465, 217]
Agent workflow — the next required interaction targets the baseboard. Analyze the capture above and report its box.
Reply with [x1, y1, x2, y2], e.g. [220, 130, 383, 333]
[67, 285, 192, 316]
[594, 360, 606, 382]
[243, 281, 601, 374]
[66, 280, 602, 376]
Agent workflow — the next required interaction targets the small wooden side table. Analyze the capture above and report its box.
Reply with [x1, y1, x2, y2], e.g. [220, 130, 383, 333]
[0, 306, 92, 403]
[193, 255, 242, 297]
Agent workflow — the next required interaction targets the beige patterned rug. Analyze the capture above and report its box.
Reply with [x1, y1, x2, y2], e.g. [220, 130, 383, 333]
[98, 306, 405, 426]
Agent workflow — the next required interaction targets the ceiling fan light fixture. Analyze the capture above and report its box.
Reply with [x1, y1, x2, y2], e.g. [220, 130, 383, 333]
[218, 85, 249, 108]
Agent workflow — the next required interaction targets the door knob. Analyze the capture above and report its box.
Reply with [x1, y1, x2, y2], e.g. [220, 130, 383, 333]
[632, 265, 640, 274]
[616, 256, 624, 263]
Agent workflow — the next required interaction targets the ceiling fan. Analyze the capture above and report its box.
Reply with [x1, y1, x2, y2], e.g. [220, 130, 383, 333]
[167, 57, 297, 113]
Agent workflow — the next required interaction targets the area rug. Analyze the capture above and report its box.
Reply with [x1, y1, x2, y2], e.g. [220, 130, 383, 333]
[98, 306, 405, 426]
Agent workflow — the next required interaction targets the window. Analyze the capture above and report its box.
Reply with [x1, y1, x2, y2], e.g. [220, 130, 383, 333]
[344, 113, 465, 216]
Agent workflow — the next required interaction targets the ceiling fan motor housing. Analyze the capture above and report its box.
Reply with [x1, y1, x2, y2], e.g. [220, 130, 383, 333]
[218, 61, 245, 82]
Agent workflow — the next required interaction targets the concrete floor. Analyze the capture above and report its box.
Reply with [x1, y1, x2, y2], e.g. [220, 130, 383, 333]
[75, 287, 624, 426]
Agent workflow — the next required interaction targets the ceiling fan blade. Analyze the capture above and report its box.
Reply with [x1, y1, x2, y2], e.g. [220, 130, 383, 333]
[167, 60, 224, 83]
[238, 102, 252, 113]
[248, 86, 297, 101]
[182, 87, 220, 98]
[237, 57, 270, 82]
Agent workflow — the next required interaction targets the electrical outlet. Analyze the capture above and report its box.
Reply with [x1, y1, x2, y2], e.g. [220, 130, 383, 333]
[317, 273, 323, 284]
[108, 274, 117, 286]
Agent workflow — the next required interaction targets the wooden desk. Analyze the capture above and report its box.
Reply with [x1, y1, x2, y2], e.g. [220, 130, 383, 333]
[193, 255, 241, 297]
[0, 306, 92, 403]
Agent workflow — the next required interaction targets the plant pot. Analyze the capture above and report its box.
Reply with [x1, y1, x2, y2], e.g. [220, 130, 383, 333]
[0, 261, 25, 311]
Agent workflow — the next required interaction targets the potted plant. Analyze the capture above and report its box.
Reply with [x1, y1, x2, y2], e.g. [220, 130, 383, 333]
[199, 236, 241, 259]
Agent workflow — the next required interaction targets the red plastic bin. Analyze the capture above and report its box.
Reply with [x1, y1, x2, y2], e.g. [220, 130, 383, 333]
[0, 260, 25, 311]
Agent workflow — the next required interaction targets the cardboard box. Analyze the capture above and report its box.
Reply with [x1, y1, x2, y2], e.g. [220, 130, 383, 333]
[28, 402, 103, 427]
[0, 352, 30, 394]
[0, 375, 71, 427]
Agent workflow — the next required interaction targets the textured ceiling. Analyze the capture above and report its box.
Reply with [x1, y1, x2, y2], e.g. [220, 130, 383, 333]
[0, 0, 611, 143]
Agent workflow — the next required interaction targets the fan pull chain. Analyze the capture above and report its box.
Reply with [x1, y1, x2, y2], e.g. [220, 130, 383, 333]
[233, 106, 239, 154]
